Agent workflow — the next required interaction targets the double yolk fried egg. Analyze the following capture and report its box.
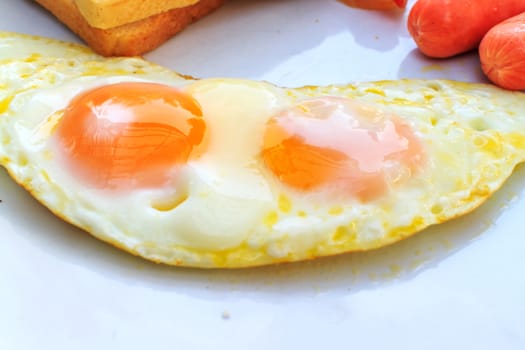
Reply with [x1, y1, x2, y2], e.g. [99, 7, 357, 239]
[1, 32, 525, 268]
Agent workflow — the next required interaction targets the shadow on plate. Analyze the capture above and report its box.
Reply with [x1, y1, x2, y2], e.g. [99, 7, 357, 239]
[397, 48, 488, 82]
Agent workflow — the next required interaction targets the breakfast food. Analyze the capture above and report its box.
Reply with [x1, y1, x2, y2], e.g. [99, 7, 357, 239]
[2, 32, 525, 268]
[408, 0, 525, 58]
[34, 0, 225, 56]
[479, 12, 525, 91]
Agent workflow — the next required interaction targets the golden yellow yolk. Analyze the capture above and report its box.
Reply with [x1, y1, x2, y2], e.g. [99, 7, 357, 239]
[262, 97, 424, 200]
[54, 82, 205, 190]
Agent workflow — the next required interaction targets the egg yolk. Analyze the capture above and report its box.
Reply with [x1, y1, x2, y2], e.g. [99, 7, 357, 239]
[262, 97, 424, 200]
[54, 82, 205, 190]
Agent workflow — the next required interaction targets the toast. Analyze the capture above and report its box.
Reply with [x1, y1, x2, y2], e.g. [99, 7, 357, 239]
[34, 0, 225, 57]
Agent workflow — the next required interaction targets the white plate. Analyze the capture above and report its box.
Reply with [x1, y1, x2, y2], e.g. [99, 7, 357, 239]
[1, 1, 524, 349]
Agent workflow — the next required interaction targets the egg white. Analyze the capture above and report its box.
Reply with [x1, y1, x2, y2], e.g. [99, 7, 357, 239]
[1, 32, 525, 268]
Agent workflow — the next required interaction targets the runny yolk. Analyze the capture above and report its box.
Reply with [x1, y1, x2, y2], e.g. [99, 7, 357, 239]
[54, 82, 205, 190]
[262, 97, 424, 200]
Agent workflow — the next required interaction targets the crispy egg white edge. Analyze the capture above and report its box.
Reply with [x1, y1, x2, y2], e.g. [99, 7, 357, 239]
[1, 32, 525, 268]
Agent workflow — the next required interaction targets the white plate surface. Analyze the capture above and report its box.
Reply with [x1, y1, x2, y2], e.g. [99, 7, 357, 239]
[0, 1, 524, 349]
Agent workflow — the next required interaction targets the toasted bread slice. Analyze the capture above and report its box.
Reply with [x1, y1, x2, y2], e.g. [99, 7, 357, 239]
[35, 0, 225, 57]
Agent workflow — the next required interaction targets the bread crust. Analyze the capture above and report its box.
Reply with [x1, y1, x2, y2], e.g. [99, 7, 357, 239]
[35, 0, 225, 57]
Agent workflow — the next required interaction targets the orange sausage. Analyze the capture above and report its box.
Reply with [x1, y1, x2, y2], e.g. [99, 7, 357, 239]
[479, 12, 525, 90]
[407, 0, 525, 58]
[341, 0, 406, 10]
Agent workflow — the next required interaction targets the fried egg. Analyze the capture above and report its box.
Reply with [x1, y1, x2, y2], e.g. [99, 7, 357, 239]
[1, 31, 525, 268]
